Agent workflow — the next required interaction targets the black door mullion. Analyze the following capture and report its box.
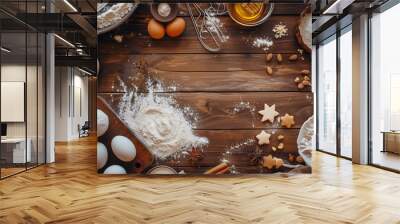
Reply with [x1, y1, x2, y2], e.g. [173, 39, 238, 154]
[336, 29, 341, 157]
[367, 11, 373, 165]
[316, 44, 320, 151]
[24, 0, 28, 171]
[36, 0, 39, 168]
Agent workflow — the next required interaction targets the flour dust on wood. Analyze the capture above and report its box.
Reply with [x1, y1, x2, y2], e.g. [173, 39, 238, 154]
[117, 78, 208, 160]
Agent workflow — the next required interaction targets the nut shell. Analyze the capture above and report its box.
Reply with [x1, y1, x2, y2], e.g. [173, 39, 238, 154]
[266, 66, 273, 75]
[277, 54, 283, 63]
[289, 54, 298, 61]
[266, 53, 273, 62]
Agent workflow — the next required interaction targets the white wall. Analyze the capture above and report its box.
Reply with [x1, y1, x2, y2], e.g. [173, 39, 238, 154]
[1, 63, 46, 164]
[1, 65, 37, 138]
[1, 65, 25, 138]
[55, 66, 69, 141]
[54, 67, 89, 141]
[73, 73, 89, 138]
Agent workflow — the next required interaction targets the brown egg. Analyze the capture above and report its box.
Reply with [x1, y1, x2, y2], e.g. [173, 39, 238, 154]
[166, 17, 186, 38]
[148, 19, 165, 40]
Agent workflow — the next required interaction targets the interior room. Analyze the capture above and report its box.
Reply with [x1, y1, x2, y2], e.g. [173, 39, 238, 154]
[0, 13, 46, 178]
[54, 67, 92, 141]
[314, 0, 400, 172]
[0, 0, 400, 223]
[0, 0, 96, 179]
[370, 3, 400, 171]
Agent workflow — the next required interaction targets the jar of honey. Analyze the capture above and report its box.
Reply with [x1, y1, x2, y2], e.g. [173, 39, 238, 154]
[232, 3, 265, 22]
[227, 3, 274, 27]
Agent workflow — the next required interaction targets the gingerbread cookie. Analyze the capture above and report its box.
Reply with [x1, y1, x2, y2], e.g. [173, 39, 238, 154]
[281, 113, 295, 128]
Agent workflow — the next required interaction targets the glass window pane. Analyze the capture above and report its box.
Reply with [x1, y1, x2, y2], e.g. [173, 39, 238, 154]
[1, 31, 27, 177]
[318, 36, 337, 154]
[26, 0, 40, 169]
[371, 3, 400, 171]
[38, 33, 45, 165]
[340, 28, 352, 158]
[1, 0, 46, 179]
[27, 31, 38, 169]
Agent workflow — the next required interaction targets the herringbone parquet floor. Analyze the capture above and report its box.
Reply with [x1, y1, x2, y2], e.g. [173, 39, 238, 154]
[0, 136, 399, 224]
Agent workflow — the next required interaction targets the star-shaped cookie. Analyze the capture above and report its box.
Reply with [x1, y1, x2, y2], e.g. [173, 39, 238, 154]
[256, 130, 271, 145]
[258, 104, 279, 123]
[262, 155, 275, 169]
[281, 113, 295, 128]
[275, 157, 284, 169]
[263, 155, 284, 169]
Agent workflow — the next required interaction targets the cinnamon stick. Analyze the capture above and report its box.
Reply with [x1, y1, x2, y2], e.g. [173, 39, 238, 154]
[204, 162, 228, 174]
[216, 167, 230, 175]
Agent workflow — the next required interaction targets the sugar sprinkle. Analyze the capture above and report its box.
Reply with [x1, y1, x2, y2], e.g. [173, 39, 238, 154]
[252, 37, 274, 51]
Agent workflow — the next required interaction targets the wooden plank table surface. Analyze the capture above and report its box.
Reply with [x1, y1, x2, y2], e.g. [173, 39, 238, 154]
[98, 3, 312, 174]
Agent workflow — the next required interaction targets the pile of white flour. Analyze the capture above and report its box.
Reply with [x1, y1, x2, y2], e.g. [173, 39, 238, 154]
[118, 79, 208, 160]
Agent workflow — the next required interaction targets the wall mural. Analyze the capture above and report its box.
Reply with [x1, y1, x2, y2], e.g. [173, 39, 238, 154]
[97, 2, 313, 175]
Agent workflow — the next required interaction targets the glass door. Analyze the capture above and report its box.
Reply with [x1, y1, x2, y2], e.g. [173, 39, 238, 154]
[1, 31, 28, 178]
[317, 35, 337, 155]
[316, 25, 353, 159]
[370, 3, 400, 171]
[27, 30, 38, 170]
[339, 26, 352, 158]
[0, 1, 47, 179]
[38, 32, 46, 166]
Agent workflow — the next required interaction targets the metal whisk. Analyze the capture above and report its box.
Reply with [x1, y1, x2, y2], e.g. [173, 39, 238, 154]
[186, 3, 228, 53]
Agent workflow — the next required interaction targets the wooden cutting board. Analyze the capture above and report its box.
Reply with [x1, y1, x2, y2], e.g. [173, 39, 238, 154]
[97, 96, 154, 174]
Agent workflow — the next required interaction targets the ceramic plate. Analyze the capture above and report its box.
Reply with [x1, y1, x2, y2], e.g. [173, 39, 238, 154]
[97, 3, 138, 35]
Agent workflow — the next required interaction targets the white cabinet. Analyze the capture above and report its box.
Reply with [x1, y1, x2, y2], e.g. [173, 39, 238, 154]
[1, 138, 32, 163]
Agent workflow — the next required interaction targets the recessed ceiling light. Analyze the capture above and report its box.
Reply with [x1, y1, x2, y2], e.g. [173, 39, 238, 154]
[1, 47, 11, 53]
[63, 0, 78, 12]
[54, 34, 76, 48]
[78, 67, 94, 76]
[323, 0, 355, 14]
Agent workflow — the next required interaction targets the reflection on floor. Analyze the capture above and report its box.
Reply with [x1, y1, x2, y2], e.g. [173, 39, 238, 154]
[0, 163, 42, 178]
[0, 136, 399, 223]
[373, 151, 400, 171]
[1, 167, 25, 178]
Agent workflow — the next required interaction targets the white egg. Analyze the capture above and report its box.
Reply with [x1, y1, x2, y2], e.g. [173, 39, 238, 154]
[111, 135, 136, 162]
[97, 142, 108, 169]
[97, 109, 109, 137]
[103, 165, 127, 174]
